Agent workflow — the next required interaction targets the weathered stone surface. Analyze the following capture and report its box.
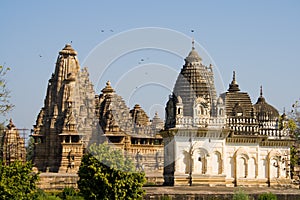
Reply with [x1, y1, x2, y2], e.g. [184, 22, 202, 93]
[33, 44, 164, 189]
[0, 119, 26, 165]
[96, 81, 164, 175]
[32, 44, 96, 173]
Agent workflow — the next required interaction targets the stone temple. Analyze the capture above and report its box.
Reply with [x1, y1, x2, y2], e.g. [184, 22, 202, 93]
[31, 42, 293, 189]
[0, 119, 26, 165]
[32, 44, 164, 188]
[162, 44, 294, 187]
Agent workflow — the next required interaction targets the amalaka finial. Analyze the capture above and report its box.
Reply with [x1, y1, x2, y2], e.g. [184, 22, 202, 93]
[102, 80, 115, 94]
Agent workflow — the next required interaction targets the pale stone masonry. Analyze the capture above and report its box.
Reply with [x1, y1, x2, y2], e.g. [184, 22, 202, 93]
[162, 44, 294, 187]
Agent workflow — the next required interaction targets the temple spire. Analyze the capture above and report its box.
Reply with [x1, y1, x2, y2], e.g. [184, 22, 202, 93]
[256, 85, 266, 103]
[228, 71, 240, 92]
[232, 71, 237, 84]
[192, 38, 195, 50]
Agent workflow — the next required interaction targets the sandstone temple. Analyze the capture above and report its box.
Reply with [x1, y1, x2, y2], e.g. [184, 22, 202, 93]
[31, 42, 294, 189]
[0, 119, 26, 165]
[31, 44, 164, 188]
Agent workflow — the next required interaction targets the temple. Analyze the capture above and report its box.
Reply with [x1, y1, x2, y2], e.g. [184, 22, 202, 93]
[32, 44, 164, 188]
[0, 119, 26, 165]
[162, 44, 294, 187]
[31, 42, 294, 189]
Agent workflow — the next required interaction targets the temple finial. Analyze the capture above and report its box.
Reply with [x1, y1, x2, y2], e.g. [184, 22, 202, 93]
[233, 71, 236, 81]
[231, 71, 237, 84]
[260, 85, 263, 97]
[228, 70, 240, 92]
[192, 38, 195, 50]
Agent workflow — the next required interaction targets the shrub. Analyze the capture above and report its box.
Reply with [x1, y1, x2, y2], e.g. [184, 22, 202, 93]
[258, 192, 277, 200]
[232, 189, 249, 200]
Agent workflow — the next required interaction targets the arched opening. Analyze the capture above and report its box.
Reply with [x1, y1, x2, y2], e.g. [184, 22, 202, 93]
[270, 157, 279, 179]
[194, 148, 208, 175]
[219, 108, 223, 116]
[177, 108, 181, 115]
[237, 157, 247, 178]
[211, 151, 222, 175]
[248, 157, 256, 178]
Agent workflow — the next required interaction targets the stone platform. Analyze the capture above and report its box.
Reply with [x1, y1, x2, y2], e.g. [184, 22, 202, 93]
[37, 173, 79, 191]
[144, 186, 300, 200]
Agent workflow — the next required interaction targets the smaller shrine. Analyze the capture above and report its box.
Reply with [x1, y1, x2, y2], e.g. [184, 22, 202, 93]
[0, 119, 26, 165]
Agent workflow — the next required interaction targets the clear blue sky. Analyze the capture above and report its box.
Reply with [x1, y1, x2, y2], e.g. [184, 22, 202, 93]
[1, 1, 300, 131]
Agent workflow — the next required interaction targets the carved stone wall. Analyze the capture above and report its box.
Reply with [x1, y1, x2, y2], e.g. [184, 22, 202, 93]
[32, 44, 96, 172]
[0, 119, 26, 165]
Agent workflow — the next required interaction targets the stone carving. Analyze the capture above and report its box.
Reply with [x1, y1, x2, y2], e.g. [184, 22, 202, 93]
[0, 119, 26, 165]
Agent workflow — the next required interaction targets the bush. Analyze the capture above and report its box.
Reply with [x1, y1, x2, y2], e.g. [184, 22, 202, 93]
[258, 192, 277, 200]
[78, 143, 146, 200]
[232, 189, 249, 200]
[0, 161, 39, 200]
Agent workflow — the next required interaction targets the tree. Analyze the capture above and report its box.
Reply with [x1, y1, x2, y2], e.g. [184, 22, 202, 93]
[0, 66, 14, 116]
[77, 143, 146, 200]
[26, 137, 35, 161]
[0, 161, 39, 200]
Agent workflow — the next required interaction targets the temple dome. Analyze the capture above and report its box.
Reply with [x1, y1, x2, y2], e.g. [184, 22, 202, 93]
[172, 46, 216, 117]
[185, 47, 202, 63]
[253, 86, 279, 120]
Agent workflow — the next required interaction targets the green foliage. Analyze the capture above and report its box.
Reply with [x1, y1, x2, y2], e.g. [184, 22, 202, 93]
[232, 189, 249, 200]
[57, 187, 84, 200]
[288, 119, 298, 136]
[0, 161, 39, 200]
[78, 143, 146, 200]
[160, 195, 172, 200]
[88, 143, 135, 172]
[258, 192, 277, 200]
[26, 137, 35, 161]
[35, 188, 83, 200]
[36, 190, 60, 200]
[290, 145, 298, 169]
[0, 66, 14, 116]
